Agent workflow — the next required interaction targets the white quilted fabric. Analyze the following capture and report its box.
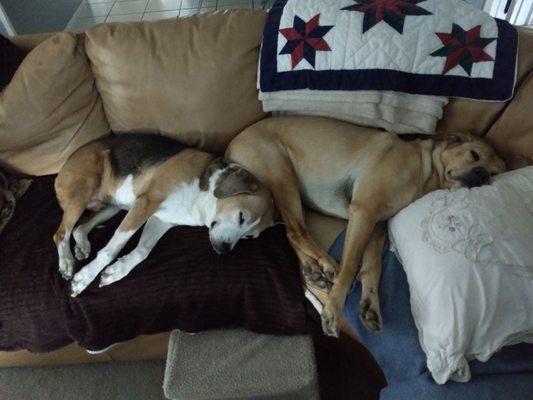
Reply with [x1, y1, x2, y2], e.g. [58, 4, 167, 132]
[277, 0, 497, 78]
[388, 167, 533, 384]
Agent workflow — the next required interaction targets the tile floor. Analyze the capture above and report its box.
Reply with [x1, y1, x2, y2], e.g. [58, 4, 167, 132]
[66, 0, 275, 31]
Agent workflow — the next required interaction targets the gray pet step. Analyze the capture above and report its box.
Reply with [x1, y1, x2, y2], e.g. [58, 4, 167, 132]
[164, 329, 319, 400]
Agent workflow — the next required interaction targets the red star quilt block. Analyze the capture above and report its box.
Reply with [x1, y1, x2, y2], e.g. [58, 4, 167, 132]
[342, 0, 432, 34]
[279, 14, 334, 69]
[431, 24, 496, 75]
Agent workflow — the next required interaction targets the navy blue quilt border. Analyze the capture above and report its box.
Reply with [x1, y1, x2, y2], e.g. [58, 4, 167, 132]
[260, 0, 518, 101]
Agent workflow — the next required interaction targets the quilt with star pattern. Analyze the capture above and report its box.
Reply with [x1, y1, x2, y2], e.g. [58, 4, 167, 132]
[259, 0, 518, 101]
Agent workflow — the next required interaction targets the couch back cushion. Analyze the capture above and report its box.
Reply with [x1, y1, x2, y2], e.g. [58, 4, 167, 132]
[84, 11, 267, 154]
[0, 33, 110, 176]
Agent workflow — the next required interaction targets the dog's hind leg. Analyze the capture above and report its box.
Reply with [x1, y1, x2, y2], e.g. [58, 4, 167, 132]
[99, 216, 172, 287]
[54, 144, 105, 279]
[54, 178, 100, 280]
[54, 200, 88, 280]
[70, 195, 161, 297]
[73, 206, 121, 260]
[322, 200, 378, 337]
[357, 222, 386, 332]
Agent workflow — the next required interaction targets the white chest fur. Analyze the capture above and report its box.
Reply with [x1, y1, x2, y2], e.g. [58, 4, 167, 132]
[154, 178, 217, 226]
[110, 172, 220, 227]
[112, 175, 137, 209]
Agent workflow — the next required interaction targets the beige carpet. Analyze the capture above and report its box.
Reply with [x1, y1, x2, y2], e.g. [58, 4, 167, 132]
[0, 360, 166, 400]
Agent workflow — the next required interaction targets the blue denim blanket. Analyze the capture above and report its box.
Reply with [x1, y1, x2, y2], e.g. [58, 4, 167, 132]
[329, 230, 533, 400]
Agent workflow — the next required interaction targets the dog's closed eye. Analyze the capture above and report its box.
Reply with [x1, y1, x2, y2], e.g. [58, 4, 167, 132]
[239, 212, 245, 226]
[471, 150, 480, 162]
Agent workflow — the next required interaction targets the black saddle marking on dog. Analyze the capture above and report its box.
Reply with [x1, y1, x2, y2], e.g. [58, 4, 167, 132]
[100, 134, 186, 177]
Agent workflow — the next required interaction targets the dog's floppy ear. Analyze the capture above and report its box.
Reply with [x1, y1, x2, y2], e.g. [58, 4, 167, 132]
[214, 165, 259, 199]
[200, 157, 228, 191]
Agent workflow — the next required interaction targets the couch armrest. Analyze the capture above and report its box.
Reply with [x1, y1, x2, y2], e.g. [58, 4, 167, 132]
[486, 70, 533, 164]
[9, 32, 57, 53]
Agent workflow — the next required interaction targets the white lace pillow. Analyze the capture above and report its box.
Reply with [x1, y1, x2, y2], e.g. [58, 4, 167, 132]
[388, 166, 533, 385]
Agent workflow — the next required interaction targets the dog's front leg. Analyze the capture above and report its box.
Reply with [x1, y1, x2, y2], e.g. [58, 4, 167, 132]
[322, 202, 377, 337]
[274, 186, 338, 290]
[285, 221, 338, 290]
[99, 216, 173, 287]
[70, 195, 159, 297]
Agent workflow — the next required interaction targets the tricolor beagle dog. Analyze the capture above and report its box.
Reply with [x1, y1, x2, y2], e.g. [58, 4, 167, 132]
[53, 134, 276, 297]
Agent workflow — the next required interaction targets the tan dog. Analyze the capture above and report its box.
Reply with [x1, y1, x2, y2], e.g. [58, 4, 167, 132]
[54, 134, 276, 297]
[226, 116, 506, 337]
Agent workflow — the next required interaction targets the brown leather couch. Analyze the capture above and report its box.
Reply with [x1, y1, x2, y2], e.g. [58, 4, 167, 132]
[0, 11, 531, 368]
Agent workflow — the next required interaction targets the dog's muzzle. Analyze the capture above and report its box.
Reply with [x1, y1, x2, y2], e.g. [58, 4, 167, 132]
[459, 167, 490, 188]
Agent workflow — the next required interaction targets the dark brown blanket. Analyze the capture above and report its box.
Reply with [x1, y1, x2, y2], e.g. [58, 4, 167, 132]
[0, 176, 309, 352]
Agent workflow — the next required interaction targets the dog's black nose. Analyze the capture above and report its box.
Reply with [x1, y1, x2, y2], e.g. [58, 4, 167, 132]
[221, 242, 231, 254]
[471, 167, 491, 186]
[214, 242, 231, 255]
[460, 167, 490, 188]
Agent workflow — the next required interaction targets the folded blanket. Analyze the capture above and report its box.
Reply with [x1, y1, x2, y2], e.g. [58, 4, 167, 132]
[259, 0, 518, 132]
[260, 89, 448, 133]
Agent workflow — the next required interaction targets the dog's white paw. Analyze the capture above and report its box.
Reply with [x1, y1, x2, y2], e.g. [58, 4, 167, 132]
[74, 241, 91, 261]
[73, 227, 91, 260]
[99, 259, 130, 287]
[58, 256, 75, 280]
[70, 268, 99, 297]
